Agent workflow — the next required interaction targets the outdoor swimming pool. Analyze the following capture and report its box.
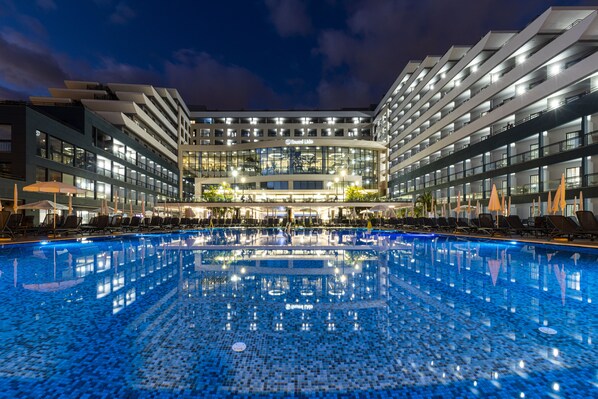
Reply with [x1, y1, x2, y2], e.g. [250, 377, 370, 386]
[0, 229, 595, 398]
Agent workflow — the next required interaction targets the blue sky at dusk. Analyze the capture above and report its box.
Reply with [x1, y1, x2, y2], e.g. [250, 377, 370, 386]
[0, 0, 593, 109]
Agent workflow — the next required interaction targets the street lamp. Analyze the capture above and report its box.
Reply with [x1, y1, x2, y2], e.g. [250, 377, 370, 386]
[340, 170, 347, 201]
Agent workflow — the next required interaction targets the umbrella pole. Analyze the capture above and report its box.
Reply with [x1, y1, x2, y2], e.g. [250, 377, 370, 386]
[53, 192, 57, 234]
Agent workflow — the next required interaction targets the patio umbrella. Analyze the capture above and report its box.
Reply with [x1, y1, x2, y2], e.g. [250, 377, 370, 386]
[19, 200, 68, 210]
[552, 178, 563, 214]
[23, 181, 85, 230]
[467, 197, 471, 218]
[579, 190, 584, 211]
[500, 191, 506, 216]
[488, 184, 501, 220]
[68, 194, 73, 215]
[13, 183, 18, 212]
[114, 191, 118, 214]
[370, 204, 391, 212]
[537, 195, 541, 215]
[558, 173, 566, 214]
[129, 201, 133, 216]
[574, 196, 577, 213]
[507, 196, 511, 216]
[547, 191, 552, 215]
[0, 199, 2, 211]
[476, 200, 480, 216]
[455, 191, 461, 221]
[142, 199, 146, 215]
[532, 199, 536, 217]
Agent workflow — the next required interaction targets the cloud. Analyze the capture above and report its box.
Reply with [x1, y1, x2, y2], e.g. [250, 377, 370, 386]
[0, 84, 28, 100]
[0, 31, 68, 91]
[314, 0, 569, 107]
[36, 0, 56, 10]
[164, 49, 282, 109]
[109, 2, 136, 25]
[265, 0, 312, 37]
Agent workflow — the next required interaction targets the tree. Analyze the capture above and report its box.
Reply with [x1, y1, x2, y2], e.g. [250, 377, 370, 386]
[416, 191, 434, 215]
[345, 185, 366, 201]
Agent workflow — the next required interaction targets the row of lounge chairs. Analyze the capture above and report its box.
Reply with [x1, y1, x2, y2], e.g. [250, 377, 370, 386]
[390, 211, 598, 241]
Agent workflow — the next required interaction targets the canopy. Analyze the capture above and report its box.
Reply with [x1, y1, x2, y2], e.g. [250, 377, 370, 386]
[23, 181, 85, 195]
[19, 200, 69, 210]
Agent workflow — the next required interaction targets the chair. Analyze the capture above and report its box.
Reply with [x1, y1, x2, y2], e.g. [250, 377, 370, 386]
[82, 215, 110, 234]
[55, 215, 82, 236]
[546, 215, 586, 240]
[505, 215, 534, 236]
[576, 210, 598, 240]
[124, 216, 142, 232]
[0, 211, 19, 239]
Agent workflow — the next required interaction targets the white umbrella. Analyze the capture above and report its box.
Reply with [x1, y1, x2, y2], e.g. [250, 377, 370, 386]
[370, 204, 391, 212]
[141, 199, 146, 215]
[19, 200, 68, 210]
[129, 201, 133, 216]
[114, 191, 119, 214]
[23, 181, 85, 230]
[68, 194, 73, 215]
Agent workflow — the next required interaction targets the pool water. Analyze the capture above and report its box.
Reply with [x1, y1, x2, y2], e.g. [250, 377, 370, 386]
[0, 229, 595, 398]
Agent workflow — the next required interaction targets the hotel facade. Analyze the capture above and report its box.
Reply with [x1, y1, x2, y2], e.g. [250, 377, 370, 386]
[0, 6, 598, 218]
[375, 7, 598, 216]
[180, 110, 385, 202]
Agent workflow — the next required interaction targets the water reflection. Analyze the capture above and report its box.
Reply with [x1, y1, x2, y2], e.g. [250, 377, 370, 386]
[0, 231, 594, 397]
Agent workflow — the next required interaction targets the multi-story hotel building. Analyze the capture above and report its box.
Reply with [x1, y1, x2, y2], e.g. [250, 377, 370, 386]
[0, 82, 187, 217]
[375, 6, 598, 215]
[181, 110, 386, 202]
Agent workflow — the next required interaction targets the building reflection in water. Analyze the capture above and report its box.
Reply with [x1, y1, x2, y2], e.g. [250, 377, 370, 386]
[0, 231, 594, 396]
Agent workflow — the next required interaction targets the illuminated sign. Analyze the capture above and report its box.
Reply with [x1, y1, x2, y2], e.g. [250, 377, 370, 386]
[285, 139, 314, 145]
[285, 304, 314, 310]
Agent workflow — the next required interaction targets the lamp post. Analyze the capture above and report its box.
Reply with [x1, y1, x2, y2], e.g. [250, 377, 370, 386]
[232, 169, 238, 201]
[340, 170, 347, 201]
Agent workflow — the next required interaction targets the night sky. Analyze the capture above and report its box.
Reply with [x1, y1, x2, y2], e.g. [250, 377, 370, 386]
[0, 0, 594, 109]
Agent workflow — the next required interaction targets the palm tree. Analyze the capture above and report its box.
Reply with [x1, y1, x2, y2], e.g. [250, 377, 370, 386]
[416, 191, 434, 215]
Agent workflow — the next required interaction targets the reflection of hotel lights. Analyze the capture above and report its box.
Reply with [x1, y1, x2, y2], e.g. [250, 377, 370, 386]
[268, 289, 285, 296]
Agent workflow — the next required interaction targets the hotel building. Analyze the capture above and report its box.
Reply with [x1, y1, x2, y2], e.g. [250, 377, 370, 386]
[181, 110, 385, 202]
[0, 82, 187, 216]
[375, 6, 598, 215]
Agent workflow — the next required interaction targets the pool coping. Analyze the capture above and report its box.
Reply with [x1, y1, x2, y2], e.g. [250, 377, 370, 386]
[1, 226, 597, 250]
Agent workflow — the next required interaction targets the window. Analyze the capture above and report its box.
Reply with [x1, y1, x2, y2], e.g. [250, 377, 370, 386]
[565, 167, 580, 188]
[530, 143, 539, 159]
[260, 181, 288, 190]
[36, 167, 46, 182]
[565, 131, 580, 150]
[36, 130, 47, 158]
[93, 128, 113, 152]
[293, 181, 324, 190]
[529, 174, 539, 193]
[49, 137, 62, 163]
[48, 169, 62, 182]
[0, 124, 11, 152]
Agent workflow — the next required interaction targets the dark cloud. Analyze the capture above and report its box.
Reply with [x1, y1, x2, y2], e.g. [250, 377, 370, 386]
[164, 49, 282, 109]
[265, 0, 312, 37]
[36, 0, 56, 10]
[314, 0, 584, 107]
[0, 84, 28, 100]
[109, 2, 136, 25]
[0, 32, 68, 91]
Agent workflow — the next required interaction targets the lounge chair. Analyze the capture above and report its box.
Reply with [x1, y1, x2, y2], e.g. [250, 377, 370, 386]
[82, 215, 110, 234]
[575, 211, 598, 240]
[55, 215, 82, 236]
[0, 211, 20, 239]
[505, 215, 535, 236]
[546, 215, 586, 240]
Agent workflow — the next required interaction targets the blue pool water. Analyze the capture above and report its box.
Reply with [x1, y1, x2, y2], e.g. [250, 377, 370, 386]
[0, 229, 595, 398]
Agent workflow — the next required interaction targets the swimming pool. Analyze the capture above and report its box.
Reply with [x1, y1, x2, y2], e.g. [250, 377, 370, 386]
[0, 229, 595, 398]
